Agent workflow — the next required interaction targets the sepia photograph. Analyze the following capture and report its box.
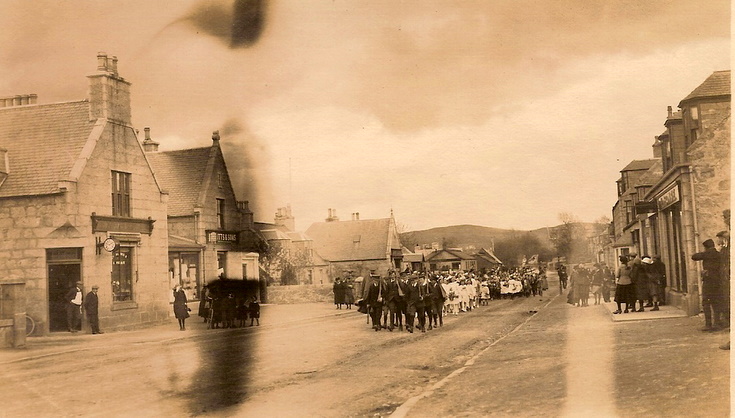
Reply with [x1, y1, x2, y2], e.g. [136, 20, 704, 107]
[0, 1, 730, 416]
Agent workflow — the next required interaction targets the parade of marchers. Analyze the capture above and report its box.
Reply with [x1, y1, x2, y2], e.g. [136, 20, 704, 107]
[335, 266, 550, 333]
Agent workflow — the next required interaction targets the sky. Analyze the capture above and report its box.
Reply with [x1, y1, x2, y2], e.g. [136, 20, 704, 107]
[0, 0, 730, 231]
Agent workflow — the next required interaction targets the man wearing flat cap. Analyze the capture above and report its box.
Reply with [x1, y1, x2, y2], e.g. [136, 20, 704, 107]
[692, 239, 724, 331]
[84, 285, 103, 334]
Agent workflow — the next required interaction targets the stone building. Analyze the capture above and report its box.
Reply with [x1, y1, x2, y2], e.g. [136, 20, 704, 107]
[145, 131, 264, 302]
[607, 70, 730, 315]
[641, 70, 730, 315]
[609, 159, 660, 266]
[305, 211, 403, 280]
[255, 205, 330, 286]
[0, 53, 170, 334]
[425, 248, 477, 272]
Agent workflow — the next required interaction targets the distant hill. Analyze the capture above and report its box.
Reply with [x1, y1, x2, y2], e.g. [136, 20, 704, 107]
[400, 223, 596, 254]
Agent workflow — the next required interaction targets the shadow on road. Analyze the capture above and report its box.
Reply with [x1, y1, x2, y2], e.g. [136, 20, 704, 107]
[183, 329, 256, 415]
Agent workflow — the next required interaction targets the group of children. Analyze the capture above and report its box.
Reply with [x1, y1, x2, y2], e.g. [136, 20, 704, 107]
[198, 290, 261, 328]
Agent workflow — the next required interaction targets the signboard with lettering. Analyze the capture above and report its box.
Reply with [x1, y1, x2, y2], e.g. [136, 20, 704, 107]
[657, 185, 680, 210]
[206, 230, 239, 243]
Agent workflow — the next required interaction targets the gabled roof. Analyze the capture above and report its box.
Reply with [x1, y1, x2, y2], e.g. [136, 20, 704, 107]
[0, 101, 97, 198]
[146, 147, 211, 216]
[633, 159, 663, 188]
[305, 218, 394, 262]
[426, 248, 474, 262]
[260, 229, 291, 241]
[476, 248, 503, 264]
[680, 70, 731, 104]
[621, 159, 658, 173]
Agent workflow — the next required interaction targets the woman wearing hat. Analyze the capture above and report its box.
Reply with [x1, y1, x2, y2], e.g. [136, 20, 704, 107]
[613, 256, 635, 314]
[173, 285, 190, 330]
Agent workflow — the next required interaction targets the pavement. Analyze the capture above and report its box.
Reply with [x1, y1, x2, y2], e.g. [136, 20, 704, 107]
[0, 302, 359, 365]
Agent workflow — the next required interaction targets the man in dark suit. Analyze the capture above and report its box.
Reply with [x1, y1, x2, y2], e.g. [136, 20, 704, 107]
[404, 275, 419, 333]
[429, 276, 446, 328]
[365, 277, 384, 331]
[396, 273, 408, 331]
[693, 239, 724, 331]
[83, 285, 103, 334]
[416, 274, 431, 332]
[66, 281, 83, 332]
[383, 273, 400, 331]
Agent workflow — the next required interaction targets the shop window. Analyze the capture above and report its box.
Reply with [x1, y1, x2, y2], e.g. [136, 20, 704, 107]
[112, 246, 134, 302]
[169, 252, 201, 301]
[111, 171, 131, 217]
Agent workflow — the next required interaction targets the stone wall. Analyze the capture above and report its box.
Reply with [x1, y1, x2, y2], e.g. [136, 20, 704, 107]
[265, 284, 334, 304]
[690, 105, 731, 241]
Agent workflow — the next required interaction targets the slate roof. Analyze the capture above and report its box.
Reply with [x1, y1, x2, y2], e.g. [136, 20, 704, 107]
[476, 248, 503, 264]
[404, 253, 425, 263]
[146, 147, 211, 217]
[633, 159, 663, 188]
[260, 229, 291, 241]
[0, 101, 96, 198]
[305, 218, 395, 262]
[425, 249, 475, 262]
[680, 70, 731, 104]
[621, 159, 658, 173]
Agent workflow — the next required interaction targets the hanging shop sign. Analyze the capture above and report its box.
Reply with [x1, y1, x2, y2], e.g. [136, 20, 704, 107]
[657, 185, 680, 210]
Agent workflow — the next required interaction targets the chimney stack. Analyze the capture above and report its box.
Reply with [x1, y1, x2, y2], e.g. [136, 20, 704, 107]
[326, 208, 339, 222]
[0, 94, 38, 108]
[141, 127, 160, 152]
[88, 52, 131, 124]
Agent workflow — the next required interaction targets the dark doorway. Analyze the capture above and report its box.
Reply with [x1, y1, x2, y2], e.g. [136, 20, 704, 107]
[47, 248, 83, 332]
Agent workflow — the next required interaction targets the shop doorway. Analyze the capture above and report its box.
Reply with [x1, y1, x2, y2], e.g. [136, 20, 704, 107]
[47, 248, 82, 332]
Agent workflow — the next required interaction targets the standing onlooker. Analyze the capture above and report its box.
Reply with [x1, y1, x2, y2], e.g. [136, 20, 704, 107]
[692, 239, 724, 331]
[249, 296, 260, 326]
[628, 253, 648, 312]
[651, 256, 667, 305]
[601, 264, 614, 303]
[333, 278, 345, 310]
[613, 256, 634, 314]
[716, 230, 730, 328]
[589, 264, 604, 306]
[173, 285, 190, 331]
[642, 256, 662, 311]
[83, 285, 103, 334]
[344, 278, 355, 310]
[66, 281, 83, 332]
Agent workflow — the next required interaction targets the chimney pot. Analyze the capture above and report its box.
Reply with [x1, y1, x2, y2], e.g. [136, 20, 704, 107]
[29, 94, 37, 104]
[111, 56, 118, 75]
[97, 52, 108, 71]
[144, 127, 151, 140]
[667, 106, 673, 117]
[212, 130, 220, 142]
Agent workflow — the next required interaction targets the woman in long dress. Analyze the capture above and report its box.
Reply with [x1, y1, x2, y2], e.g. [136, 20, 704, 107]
[173, 285, 189, 331]
[613, 256, 634, 314]
[343, 279, 355, 310]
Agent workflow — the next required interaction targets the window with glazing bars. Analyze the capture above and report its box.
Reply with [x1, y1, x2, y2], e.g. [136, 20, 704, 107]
[112, 171, 131, 217]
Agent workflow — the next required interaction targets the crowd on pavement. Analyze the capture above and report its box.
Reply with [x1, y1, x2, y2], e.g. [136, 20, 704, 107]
[340, 267, 549, 333]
